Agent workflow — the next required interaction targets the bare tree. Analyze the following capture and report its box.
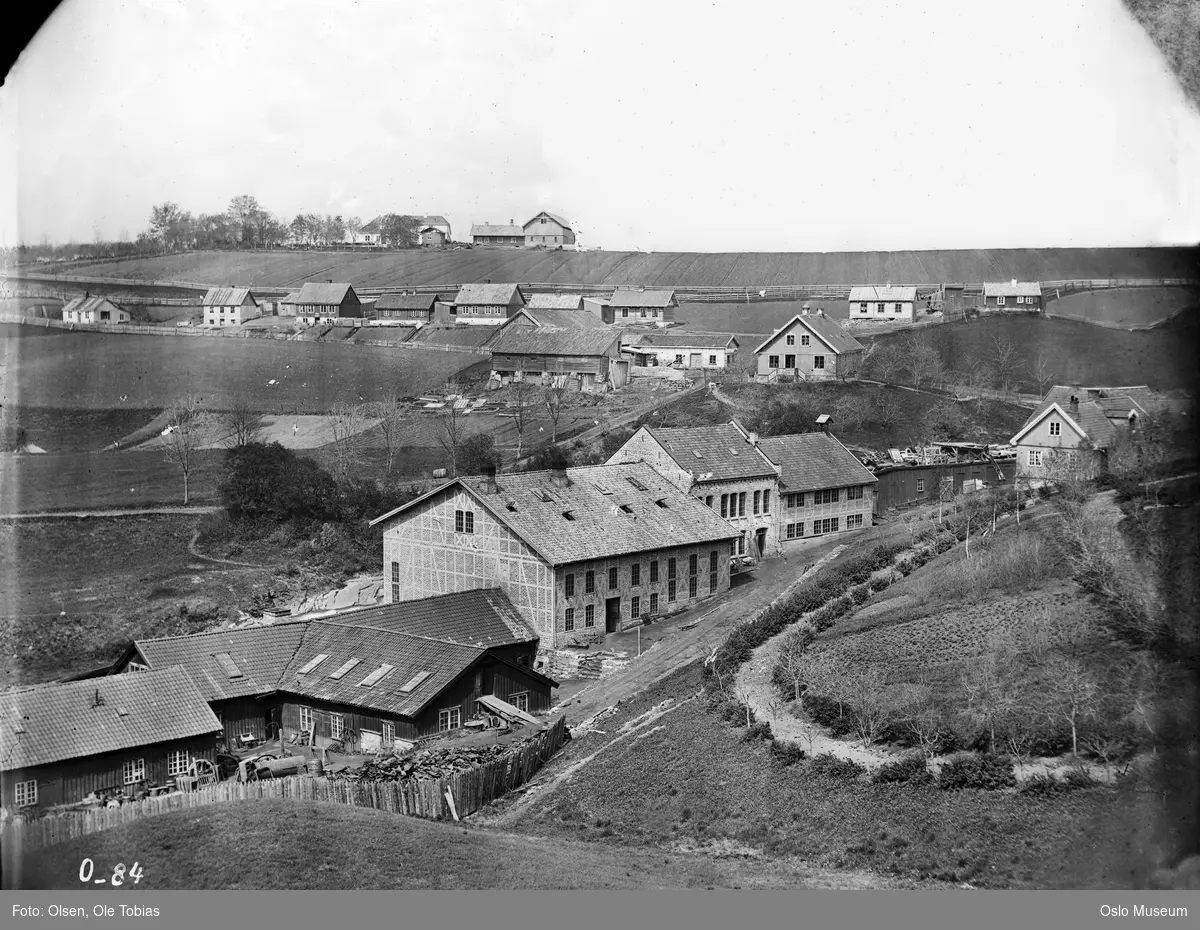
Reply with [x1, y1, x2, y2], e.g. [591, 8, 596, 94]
[961, 647, 1020, 753]
[874, 391, 902, 433]
[324, 401, 365, 483]
[543, 385, 567, 443]
[509, 379, 536, 459]
[439, 396, 465, 477]
[842, 665, 897, 746]
[965, 360, 994, 414]
[1030, 350, 1056, 400]
[777, 626, 816, 702]
[368, 391, 406, 476]
[161, 395, 213, 504]
[221, 399, 263, 448]
[1041, 655, 1101, 757]
[990, 334, 1022, 400]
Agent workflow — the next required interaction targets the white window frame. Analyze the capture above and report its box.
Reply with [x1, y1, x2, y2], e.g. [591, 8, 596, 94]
[1016, 296, 1025, 304]
[813, 355, 825, 369]
[382, 721, 395, 745]
[167, 750, 189, 777]
[15, 779, 37, 807]
[438, 707, 461, 732]
[800, 334, 810, 346]
[511, 692, 530, 713]
[768, 355, 780, 369]
[1049, 422, 1061, 436]
[1028, 449, 1043, 467]
[123, 758, 146, 785]
[331, 714, 345, 740]
[997, 296, 1006, 306]
[299, 705, 314, 733]
[786, 334, 795, 345]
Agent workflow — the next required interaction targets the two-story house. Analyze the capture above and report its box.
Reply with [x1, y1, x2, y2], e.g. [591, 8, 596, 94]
[370, 463, 740, 650]
[202, 287, 260, 327]
[754, 309, 865, 382]
[523, 212, 575, 248]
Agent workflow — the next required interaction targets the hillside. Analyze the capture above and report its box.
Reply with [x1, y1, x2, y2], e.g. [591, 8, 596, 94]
[18, 246, 1198, 290]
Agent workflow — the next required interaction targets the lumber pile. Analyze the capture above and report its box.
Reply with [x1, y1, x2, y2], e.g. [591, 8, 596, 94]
[347, 744, 510, 783]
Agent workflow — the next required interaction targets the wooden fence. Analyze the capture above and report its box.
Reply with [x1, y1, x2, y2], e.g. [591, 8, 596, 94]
[0, 718, 566, 871]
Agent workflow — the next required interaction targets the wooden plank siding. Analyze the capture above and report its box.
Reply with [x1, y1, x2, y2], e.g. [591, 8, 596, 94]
[490, 352, 611, 377]
[871, 461, 1013, 514]
[210, 696, 279, 748]
[2, 735, 218, 812]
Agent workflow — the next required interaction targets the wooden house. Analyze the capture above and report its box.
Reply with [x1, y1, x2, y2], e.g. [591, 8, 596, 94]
[848, 285, 916, 322]
[525, 293, 586, 313]
[871, 459, 1011, 514]
[371, 463, 740, 649]
[627, 331, 739, 369]
[982, 280, 1042, 310]
[523, 212, 575, 248]
[486, 327, 624, 391]
[286, 282, 362, 325]
[451, 283, 526, 325]
[0, 668, 222, 812]
[583, 296, 614, 324]
[374, 293, 438, 324]
[61, 295, 130, 325]
[607, 288, 678, 325]
[471, 222, 525, 247]
[419, 215, 452, 241]
[753, 310, 864, 381]
[419, 227, 447, 248]
[202, 287, 260, 327]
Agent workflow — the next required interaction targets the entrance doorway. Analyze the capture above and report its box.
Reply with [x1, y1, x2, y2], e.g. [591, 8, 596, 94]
[605, 597, 621, 634]
[755, 527, 767, 557]
[689, 353, 702, 368]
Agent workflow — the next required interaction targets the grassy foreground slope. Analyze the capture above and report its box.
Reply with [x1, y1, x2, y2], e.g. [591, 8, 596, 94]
[28, 246, 1200, 289]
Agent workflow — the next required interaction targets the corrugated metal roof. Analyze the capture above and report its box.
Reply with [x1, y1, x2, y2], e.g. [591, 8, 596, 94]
[134, 622, 310, 701]
[0, 668, 222, 772]
[606, 288, 678, 308]
[293, 282, 357, 306]
[983, 281, 1042, 297]
[633, 332, 738, 349]
[634, 424, 778, 481]
[325, 589, 536, 649]
[525, 294, 586, 311]
[848, 286, 917, 302]
[375, 293, 437, 311]
[487, 327, 621, 357]
[201, 287, 256, 307]
[455, 283, 524, 305]
[756, 432, 879, 493]
[471, 224, 524, 237]
[753, 314, 864, 355]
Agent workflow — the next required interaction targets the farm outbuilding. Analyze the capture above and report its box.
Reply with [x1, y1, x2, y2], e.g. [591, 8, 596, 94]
[61, 295, 130, 325]
[982, 280, 1042, 310]
[419, 227, 447, 248]
[471, 222, 525, 247]
[525, 293, 587, 313]
[0, 668, 223, 812]
[486, 327, 624, 391]
[374, 292, 439, 323]
[284, 282, 363, 324]
[451, 283, 527, 325]
[848, 285, 916, 322]
[871, 459, 1011, 514]
[523, 212, 575, 248]
[607, 288, 678, 325]
[371, 463, 740, 649]
[490, 305, 609, 333]
[627, 331, 739, 368]
[753, 310, 864, 382]
[202, 287, 260, 327]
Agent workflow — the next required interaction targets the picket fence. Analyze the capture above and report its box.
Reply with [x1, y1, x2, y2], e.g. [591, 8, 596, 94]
[0, 717, 566, 862]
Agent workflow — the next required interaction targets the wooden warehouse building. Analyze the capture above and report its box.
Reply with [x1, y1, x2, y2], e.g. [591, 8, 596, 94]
[0, 668, 223, 812]
[486, 326, 626, 391]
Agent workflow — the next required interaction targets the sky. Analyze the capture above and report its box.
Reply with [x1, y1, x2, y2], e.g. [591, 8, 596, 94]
[1, 0, 1198, 252]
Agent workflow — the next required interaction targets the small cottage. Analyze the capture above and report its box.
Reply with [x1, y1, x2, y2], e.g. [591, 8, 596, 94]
[627, 331, 739, 369]
[471, 222, 525, 247]
[61, 295, 130, 325]
[606, 288, 678, 325]
[451, 283, 526, 325]
[982, 280, 1042, 310]
[848, 285, 916, 322]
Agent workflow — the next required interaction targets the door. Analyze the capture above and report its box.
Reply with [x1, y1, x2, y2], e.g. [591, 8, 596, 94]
[605, 597, 621, 634]
[756, 528, 767, 557]
[785, 354, 796, 370]
[689, 353, 702, 368]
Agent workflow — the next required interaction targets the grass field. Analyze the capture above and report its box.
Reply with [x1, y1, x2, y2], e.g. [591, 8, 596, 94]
[1044, 286, 1198, 328]
[11, 798, 925, 890]
[24, 246, 1199, 289]
[6, 326, 485, 411]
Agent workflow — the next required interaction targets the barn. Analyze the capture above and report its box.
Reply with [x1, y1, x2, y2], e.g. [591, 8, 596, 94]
[523, 212, 575, 248]
[486, 327, 625, 391]
[471, 222, 525, 247]
[0, 668, 222, 812]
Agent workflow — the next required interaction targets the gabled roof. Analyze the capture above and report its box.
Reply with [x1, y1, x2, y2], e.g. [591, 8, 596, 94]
[371, 462, 740, 566]
[753, 314, 864, 355]
[375, 293, 438, 311]
[848, 286, 917, 302]
[0, 668, 222, 772]
[455, 283, 524, 305]
[632, 332, 738, 350]
[359, 218, 382, 234]
[202, 287, 256, 307]
[61, 295, 125, 316]
[293, 282, 357, 306]
[607, 288, 677, 308]
[523, 212, 572, 231]
[421, 215, 450, 228]
[634, 423, 778, 481]
[472, 224, 524, 237]
[494, 307, 608, 333]
[756, 431, 879, 493]
[133, 622, 310, 701]
[1010, 384, 1167, 448]
[487, 327, 620, 357]
[323, 589, 536, 649]
[983, 281, 1042, 297]
[525, 293, 586, 311]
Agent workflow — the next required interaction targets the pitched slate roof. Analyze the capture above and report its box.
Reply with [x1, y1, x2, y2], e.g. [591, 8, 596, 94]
[632, 332, 738, 349]
[375, 293, 437, 311]
[472, 224, 524, 237]
[756, 432, 879, 493]
[455, 283, 524, 305]
[61, 295, 125, 316]
[294, 282, 357, 306]
[525, 293, 586, 311]
[641, 423, 778, 481]
[201, 287, 256, 307]
[500, 307, 607, 331]
[133, 622, 310, 702]
[322, 589, 536, 649]
[1, 668, 222, 772]
[524, 212, 572, 230]
[753, 314, 864, 355]
[1011, 385, 1165, 449]
[848, 286, 917, 302]
[607, 288, 677, 308]
[983, 281, 1042, 297]
[280, 622, 487, 719]
[372, 462, 740, 566]
[487, 327, 620, 357]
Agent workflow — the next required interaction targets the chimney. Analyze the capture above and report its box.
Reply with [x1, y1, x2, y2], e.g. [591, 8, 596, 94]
[801, 302, 810, 316]
[817, 413, 832, 434]
[817, 308, 825, 318]
[549, 467, 571, 489]
[509, 219, 513, 225]
[886, 280, 891, 288]
[483, 464, 499, 494]
[747, 431, 759, 446]
[1011, 278, 1018, 287]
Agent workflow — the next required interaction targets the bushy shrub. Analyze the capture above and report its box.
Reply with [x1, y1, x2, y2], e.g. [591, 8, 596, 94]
[938, 753, 1017, 790]
[872, 754, 933, 785]
[742, 721, 774, 742]
[802, 693, 856, 738]
[1017, 773, 1065, 797]
[769, 740, 807, 766]
[851, 584, 873, 605]
[806, 753, 866, 781]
